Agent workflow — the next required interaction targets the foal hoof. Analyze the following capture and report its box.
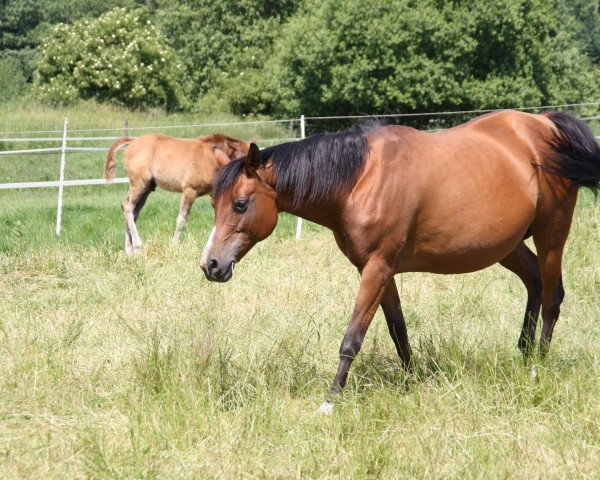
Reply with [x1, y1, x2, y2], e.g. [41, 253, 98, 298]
[317, 401, 333, 416]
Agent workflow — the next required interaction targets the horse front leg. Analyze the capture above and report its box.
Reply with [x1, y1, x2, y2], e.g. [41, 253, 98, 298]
[319, 258, 392, 414]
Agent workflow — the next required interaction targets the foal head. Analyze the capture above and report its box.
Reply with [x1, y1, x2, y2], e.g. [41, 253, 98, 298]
[200, 143, 278, 282]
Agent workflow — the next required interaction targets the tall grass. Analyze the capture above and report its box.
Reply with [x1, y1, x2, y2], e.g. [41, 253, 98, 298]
[0, 105, 599, 478]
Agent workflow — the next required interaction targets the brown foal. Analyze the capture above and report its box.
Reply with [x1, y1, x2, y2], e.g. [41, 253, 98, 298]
[105, 133, 249, 254]
[200, 110, 600, 409]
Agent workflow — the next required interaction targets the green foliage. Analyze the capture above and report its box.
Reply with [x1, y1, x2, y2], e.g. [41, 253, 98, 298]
[4, 0, 600, 116]
[269, 0, 600, 117]
[0, 56, 28, 102]
[155, 0, 299, 112]
[0, 0, 45, 50]
[0, 0, 142, 82]
[33, 8, 184, 110]
[558, 0, 600, 64]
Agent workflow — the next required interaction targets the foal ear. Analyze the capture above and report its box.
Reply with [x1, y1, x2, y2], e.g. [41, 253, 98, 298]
[226, 139, 249, 159]
[244, 143, 261, 175]
[213, 146, 231, 168]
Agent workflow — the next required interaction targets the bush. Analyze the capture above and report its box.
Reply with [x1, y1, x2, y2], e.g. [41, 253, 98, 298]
[33, 7, 184, 110]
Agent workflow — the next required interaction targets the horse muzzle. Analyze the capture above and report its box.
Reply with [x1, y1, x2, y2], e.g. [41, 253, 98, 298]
[200, 256, 235, 283]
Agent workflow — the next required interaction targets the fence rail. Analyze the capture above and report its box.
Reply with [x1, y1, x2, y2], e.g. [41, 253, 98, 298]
[0, 177, 130, 190]
[1, 103, 600, 237]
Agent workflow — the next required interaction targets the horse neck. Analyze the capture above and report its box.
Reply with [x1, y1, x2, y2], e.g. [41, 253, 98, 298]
[274, 188, 347, 232]
[256, 163, 348, 231]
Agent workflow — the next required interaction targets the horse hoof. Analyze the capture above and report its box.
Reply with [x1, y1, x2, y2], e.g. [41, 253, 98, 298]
[530, 365, 538, 378]
[317, 401, 333, 415]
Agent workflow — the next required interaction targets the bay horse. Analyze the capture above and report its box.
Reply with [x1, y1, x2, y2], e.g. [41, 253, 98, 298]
[199, 110, 600, 411]
[105, 133, 249, 254]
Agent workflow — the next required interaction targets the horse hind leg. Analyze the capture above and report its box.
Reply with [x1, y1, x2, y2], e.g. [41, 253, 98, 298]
[499, 242, 542, 358]
[133, 182, 153, 222]
[122, 180, 154, 254]
[172, 187, 198, 244]
[531, 195, 577, 358]
[536, 248, 567, 358]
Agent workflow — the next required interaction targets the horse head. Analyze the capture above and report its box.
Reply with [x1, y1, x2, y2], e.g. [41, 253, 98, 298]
[200, 143, 278, 282]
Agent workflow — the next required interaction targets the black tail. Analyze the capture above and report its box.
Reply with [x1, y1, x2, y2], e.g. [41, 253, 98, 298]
[542, 111, 600, 193]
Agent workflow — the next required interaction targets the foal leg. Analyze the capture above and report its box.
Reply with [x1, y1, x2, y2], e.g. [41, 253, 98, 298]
[172, 188, 197, 244]
[498, 242, 542, 357]
[125, 222, 133, 255]
[122, 180, 152, 254]
[380, 279, 413, 370]
[133, 186, 151, 222]
[124, 186, 152, 253]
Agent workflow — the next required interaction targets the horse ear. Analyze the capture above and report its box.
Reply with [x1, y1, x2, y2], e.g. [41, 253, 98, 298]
[226, 139, 248, 159]
[244, 143, 261, 175]
[213, 146, 231, 168]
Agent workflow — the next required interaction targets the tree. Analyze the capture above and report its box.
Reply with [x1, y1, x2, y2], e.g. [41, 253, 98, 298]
[155, 0, 299, 111]
[33, 7, 184, 110]
[269, 0, 600, 117]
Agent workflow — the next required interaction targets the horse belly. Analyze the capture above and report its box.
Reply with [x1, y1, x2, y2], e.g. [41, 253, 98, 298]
[404, 232, 528, 274]
[154, 176, 184, 193]
[399, 170, 537, 274]
[152, 158, 194, 193]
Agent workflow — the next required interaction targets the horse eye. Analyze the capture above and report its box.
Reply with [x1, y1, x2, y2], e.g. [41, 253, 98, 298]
[234, 199, 248, 213]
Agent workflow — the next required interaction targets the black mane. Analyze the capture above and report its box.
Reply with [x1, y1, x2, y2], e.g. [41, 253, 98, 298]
[214, 122, 381, 206]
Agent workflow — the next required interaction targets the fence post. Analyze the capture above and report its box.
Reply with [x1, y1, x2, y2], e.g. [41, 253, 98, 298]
[124, 117, 129, 137]
[55, 117, 68, 236]
[295, 114, 306, 240]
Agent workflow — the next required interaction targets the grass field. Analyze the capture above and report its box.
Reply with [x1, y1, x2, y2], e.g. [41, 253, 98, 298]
[1, 104, 600, 478]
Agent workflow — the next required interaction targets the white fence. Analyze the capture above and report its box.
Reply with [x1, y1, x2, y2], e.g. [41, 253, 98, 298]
[1, 102, 600, 238]
[0, 115, 307, 237]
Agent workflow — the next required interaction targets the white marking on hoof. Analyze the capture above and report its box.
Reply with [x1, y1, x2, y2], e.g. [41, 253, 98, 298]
[317, 401, 333, 415]
[530, 365, 538, 379]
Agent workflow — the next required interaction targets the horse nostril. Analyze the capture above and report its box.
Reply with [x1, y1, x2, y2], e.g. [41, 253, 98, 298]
[208, 258, 219, 272]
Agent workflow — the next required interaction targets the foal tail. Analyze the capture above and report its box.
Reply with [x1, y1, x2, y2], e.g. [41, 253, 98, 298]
[105, 137, 131, 183]
[543, 111, 600, 193]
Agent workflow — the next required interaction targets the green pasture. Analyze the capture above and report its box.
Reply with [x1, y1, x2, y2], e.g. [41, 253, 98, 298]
[0, 104, 600, 478]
